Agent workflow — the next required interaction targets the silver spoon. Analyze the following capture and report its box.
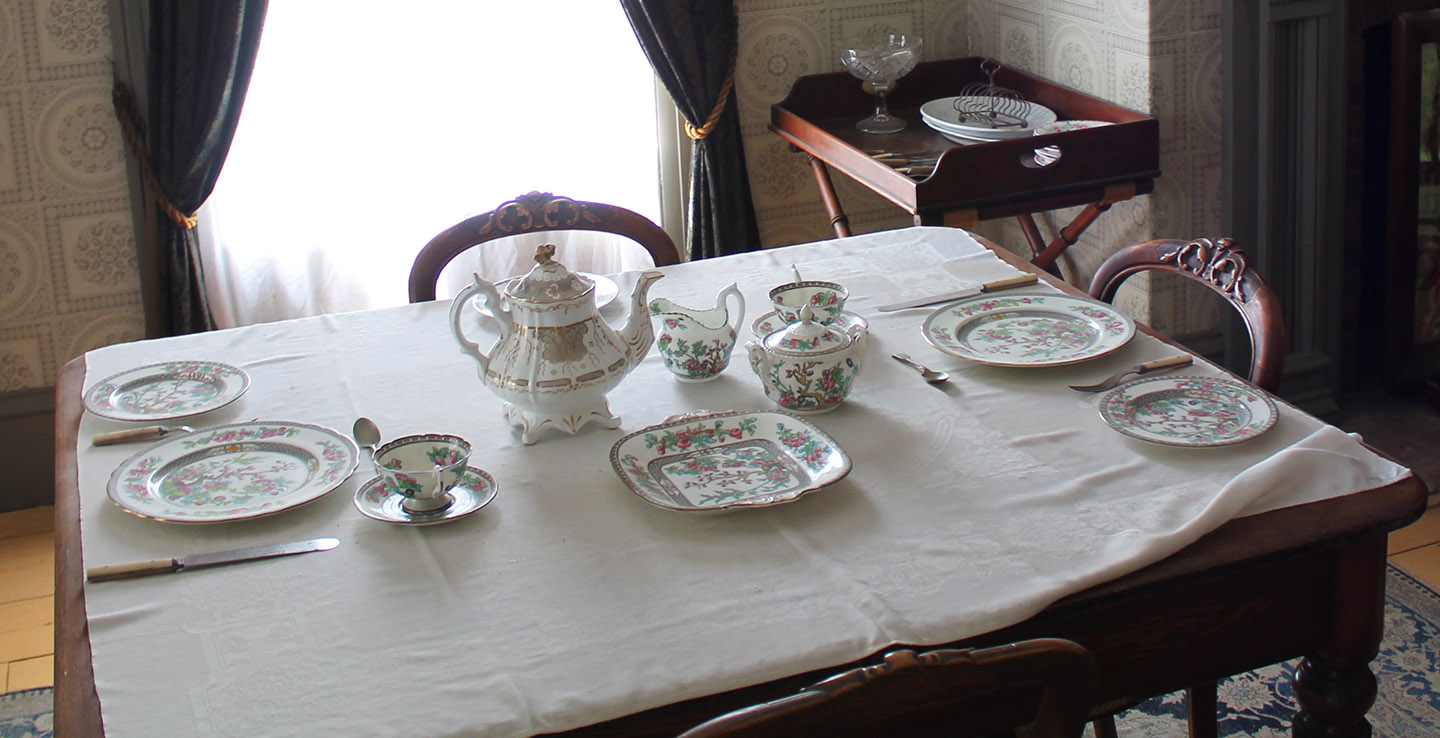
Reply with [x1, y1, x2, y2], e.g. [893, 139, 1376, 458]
[790, 264, 803, 283]
[353, 417, 381, 469]
[891, 353, 950, 384]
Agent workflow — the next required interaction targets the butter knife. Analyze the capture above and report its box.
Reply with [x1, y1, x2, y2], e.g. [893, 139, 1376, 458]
[86, 537, 340, 583]
[876, 274, 1039, 312]
[91, 425, 194, 446]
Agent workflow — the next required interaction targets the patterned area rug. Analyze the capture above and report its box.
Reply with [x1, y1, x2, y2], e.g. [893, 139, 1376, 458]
[1107, 564, 1440, 737]
[0, 688, 51, 738]
[1, 566, 1434, 738]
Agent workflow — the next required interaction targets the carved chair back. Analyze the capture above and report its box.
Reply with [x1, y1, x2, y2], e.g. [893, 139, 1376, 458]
[676, 639, 1097, 738]
[1088, 237, 1286, 392]
[407, 191, 681, 303]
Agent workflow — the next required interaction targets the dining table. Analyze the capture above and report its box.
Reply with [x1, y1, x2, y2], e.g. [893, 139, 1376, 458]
[53, 226, 1428, 738]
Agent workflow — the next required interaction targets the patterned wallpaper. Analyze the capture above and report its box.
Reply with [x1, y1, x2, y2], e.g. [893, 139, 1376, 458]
[0, 0, 144, 393]
[734, 0, 1225, 336]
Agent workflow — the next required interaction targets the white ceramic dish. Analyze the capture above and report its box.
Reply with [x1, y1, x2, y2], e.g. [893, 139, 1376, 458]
[609, 410, 851, 512]
[752, 309, 868, 337]
[107, 421, 359, 523]
[920, 96, 1058, 140]
[84, 361, 250, 421]
[1097, 375, 1278, 447]
[1032, 120, 1112, 135]
[473, 271, 620, 317]
[354, 466, 498, 525]
[922, 293, 1134, 367]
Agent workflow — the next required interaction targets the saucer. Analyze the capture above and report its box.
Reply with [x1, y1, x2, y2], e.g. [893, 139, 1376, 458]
[354, 466, 498, 525]
[752, 310, 868, 337]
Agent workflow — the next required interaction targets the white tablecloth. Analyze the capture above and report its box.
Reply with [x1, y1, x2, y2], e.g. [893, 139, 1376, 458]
[75, 227, 1410, 737]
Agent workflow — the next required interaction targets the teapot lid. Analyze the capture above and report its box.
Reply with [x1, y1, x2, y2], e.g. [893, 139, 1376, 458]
[505, 244, 595, 303]
[762, 305, 853, 355]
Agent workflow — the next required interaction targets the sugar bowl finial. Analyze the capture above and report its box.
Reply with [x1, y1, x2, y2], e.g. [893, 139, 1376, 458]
[534, 243, 556, 265]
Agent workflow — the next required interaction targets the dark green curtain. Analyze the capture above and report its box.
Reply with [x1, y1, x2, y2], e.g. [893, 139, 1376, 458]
[127, 0, 267, 335]
[620, 0, 761, 260]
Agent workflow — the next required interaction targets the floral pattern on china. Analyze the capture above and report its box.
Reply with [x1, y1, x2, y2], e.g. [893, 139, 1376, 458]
[84, 360, 250, 421]
[748, 304, 868, 414]
[922, 293, 1135, 367]
[649, 282, 746, 382]
[1097, 375, 1278, 447]
[107, 421, 359, 523]
[609, 410, 852, 511]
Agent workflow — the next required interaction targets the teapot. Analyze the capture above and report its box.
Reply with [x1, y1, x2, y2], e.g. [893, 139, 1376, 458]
[747, 305, 868, 414]
[449, 244, 664, 444]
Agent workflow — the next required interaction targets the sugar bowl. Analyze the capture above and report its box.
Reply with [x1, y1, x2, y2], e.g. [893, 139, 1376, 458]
[747, 305, 868, 413]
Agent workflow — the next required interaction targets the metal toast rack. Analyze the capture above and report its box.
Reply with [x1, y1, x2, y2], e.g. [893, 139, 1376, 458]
[953, 58, 1032, 129]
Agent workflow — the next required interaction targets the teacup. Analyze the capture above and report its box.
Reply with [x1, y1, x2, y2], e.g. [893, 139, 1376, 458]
[373, 434, 472, 513]
[769, 280, 849, 325]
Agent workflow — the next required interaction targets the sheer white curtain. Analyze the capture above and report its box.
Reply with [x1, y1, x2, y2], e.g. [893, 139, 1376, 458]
[199, 2, 665, 327]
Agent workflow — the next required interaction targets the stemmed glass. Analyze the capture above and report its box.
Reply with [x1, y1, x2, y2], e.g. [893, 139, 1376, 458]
[840, 33, 923, 134]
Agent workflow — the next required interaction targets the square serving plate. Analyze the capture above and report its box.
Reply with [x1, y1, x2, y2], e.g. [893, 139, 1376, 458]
[609, 410, 852, 512]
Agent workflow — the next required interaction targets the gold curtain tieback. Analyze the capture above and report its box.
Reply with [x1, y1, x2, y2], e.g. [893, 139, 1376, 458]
[112, 82, 200, 229]
[684, 52, 738, 141]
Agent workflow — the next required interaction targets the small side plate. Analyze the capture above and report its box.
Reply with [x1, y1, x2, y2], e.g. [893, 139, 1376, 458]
[610, 410, 851, 512]
[1097, 375, 1278, 447]
[85, 361, 250, 421]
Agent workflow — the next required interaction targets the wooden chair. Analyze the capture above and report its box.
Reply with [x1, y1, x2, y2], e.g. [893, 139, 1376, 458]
[1088, 236, 1286, 392]
[676, 639, 1097, 738]
[407, 191, 681, 303]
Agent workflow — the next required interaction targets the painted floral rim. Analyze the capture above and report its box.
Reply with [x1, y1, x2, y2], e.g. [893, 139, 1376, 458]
[752, 310, 869, 338]
[1097, 375, 1279, 448]
[106, 421, 359, 523]
[609, 410, 852, 512]
[84, 360, 251, 421]
[921, 292, 1135, 367]
[354, 466, 498, 526]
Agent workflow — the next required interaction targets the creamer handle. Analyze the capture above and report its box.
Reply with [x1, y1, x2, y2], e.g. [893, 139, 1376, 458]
[719, 282, 746, 336]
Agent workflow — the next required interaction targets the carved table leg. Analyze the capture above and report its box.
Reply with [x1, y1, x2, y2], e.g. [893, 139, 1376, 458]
[1291, 539, 1387, 738]
[805, 155, 851, 238]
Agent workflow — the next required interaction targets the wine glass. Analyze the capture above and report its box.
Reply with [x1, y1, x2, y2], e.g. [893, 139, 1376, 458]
[840, 33, 923, 134]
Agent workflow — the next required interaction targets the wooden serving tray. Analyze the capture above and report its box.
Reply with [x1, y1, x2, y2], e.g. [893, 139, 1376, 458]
[770, 56, 1160, 226]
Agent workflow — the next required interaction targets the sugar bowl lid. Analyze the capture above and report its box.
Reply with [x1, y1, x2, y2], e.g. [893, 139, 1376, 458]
[505, 244, 595, 303]
[761, 305, 854, 355]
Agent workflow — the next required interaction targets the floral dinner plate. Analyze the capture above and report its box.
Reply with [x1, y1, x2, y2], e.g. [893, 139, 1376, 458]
[1097, 375, 1278, 447]
[609, 410, 851, 512]
[922, 293, 1134, 367]
[107, 421, 359, 523]
[85, 360, 250, 421]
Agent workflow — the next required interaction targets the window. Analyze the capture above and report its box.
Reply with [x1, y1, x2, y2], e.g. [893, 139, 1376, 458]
[199, 2, 667, 326]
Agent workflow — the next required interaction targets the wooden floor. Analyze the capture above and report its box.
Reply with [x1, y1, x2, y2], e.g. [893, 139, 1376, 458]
[0, 505, 55, 693]
[4, 500, 1440, 693]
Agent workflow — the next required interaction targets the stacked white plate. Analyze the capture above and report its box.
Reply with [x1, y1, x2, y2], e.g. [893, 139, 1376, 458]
[920, 96, 1058, 144]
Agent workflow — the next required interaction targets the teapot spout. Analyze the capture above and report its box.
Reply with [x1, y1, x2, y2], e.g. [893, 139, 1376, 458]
[621, 270, 665, 360]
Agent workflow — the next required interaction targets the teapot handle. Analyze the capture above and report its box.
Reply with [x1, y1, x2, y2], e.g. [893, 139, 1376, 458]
[449, 275, 510, 373]
[719, 282, 746, 336]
